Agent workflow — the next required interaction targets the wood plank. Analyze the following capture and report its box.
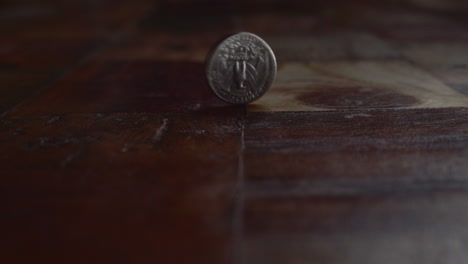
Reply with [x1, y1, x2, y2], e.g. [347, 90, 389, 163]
[400, 42, 468, 96]
[1, 177, 234, 264]
[243, 192, 468, 264]
[376, 24, 468, 42]
[0, 111, 242, 263]
[264, 32, 400, 62]
[0, 70, 58, 115]
[330, 7, 460, 30]
[0, 0, 155, 117]
[96, 32, 227, 62]
[0, 112, 242, 185]
[248, 61, 468, 112]
[233, 13, 317, 35]
[96, 2, 235, 62]
[244, 109, 468, 190]
[9, 61, 232, 116]
[0, 38, 100, 115]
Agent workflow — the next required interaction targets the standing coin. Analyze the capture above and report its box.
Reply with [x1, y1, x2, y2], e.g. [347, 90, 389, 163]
[206, 32, 277, 104]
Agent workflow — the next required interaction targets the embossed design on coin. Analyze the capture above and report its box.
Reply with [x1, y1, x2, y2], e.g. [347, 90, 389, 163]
[206, 32, 277, 104]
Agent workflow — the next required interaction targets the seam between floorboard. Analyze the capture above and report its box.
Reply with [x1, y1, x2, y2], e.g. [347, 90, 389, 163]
[233, 113, 246, 264]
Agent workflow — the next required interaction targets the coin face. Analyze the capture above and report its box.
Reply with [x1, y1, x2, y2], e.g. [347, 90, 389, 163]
[206, 32, 277, 104]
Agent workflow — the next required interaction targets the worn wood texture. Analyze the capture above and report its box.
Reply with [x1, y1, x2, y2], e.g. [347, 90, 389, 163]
[1, 0, 468, 264]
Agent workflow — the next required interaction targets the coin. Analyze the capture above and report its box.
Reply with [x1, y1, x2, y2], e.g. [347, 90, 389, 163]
[206, 32, 277, 104]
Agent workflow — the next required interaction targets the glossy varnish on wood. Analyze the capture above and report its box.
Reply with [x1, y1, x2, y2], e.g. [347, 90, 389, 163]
[1, 0, 468, 264]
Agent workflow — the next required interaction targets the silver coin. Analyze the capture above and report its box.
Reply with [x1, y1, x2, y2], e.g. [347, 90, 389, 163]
[206, 32, 277, 104]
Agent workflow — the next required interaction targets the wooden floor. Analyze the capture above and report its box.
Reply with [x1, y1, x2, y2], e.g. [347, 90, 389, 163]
[1, 0, 468, 263]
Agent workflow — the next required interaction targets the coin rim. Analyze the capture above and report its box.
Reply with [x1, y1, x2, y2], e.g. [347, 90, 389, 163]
[205, 32, 277, 104]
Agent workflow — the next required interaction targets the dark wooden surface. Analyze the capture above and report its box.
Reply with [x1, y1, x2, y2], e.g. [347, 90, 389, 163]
[1, 0, 468, 263]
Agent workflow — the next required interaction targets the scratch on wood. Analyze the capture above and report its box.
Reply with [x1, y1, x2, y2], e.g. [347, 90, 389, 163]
[152, 118, 169, 144]
[345, 113, 372, 119]
[21, 135, 100, 151]
[46, 115, 61, 124]
[121, 143, 136, 152]
[61, 149, 84, 168]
